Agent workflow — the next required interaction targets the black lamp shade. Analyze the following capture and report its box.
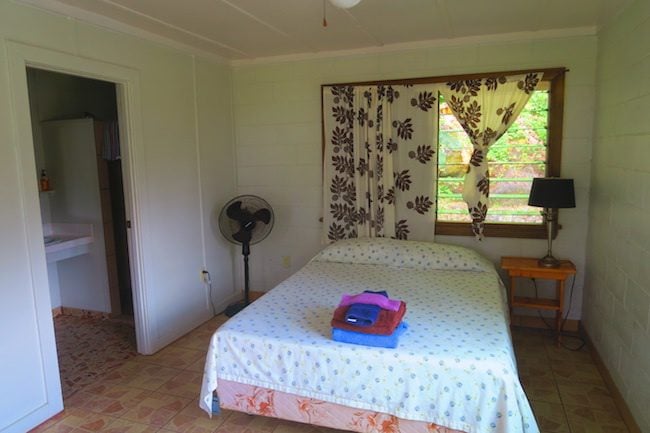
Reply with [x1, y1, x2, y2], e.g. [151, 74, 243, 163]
[528, 178, 576, 209]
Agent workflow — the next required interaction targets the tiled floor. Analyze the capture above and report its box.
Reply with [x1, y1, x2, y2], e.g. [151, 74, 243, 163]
[32, 315, 631, 433]
[54, 314, 138, 399]
[512, 328, 630, 433]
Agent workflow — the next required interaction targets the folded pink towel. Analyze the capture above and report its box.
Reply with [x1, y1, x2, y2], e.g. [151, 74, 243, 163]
[339, 293, 401, 311]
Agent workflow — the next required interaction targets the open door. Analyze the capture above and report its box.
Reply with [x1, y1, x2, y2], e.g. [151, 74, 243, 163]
[1, 41, 148, 432]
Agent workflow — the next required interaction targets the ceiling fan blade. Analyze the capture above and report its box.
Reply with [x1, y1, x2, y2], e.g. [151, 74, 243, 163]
[253, 208, 272, 224]
[226, 200, 244, 220]
[232, 228, 253, 244]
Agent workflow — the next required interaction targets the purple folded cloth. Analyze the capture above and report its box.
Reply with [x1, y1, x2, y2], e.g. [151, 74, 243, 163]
[339, 293, 401, 311]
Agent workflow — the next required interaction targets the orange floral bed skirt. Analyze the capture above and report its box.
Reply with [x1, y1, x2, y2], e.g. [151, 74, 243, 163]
[217, 379, 467, 433]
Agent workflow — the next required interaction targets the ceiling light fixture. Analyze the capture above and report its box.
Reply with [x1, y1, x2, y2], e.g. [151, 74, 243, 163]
[328, 0, 362, 8]
[323, 0, 362, 27]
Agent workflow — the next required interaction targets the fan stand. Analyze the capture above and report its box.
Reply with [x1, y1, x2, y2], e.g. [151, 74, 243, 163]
[224, 241, 251, 317]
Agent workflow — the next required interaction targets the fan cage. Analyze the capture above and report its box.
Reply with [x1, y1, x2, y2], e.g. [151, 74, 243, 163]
[218, 195, 274, 246]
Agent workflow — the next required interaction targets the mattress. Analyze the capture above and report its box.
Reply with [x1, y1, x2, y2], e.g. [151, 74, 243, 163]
[200, 238, 539, 433]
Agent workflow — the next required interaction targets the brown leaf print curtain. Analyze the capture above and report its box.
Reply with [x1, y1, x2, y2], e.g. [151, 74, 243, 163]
[322, 84, 439, 242]
[439, 72, 542, 239]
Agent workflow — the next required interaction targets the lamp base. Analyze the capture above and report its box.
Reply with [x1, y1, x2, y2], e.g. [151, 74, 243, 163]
[538, 254, 561, 268]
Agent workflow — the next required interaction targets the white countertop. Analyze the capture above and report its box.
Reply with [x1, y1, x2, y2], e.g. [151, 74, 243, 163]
[43, 223, 94, 262]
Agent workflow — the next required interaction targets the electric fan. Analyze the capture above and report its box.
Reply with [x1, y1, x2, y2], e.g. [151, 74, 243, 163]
[218, 195, 274, 317]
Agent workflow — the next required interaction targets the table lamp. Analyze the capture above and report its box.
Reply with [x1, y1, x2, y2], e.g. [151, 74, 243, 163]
[528, 178, 575, 268]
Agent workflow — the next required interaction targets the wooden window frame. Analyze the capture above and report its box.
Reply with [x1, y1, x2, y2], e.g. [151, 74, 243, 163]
[321, 67, 567, 239]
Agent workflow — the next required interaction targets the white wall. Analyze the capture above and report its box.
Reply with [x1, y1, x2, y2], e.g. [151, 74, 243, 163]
[0, 0, 235, 430]
[584, 0, 650, 430]
[231, 34, 597, 320]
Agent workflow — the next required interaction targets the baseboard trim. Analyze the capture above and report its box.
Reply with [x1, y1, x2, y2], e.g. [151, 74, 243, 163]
[53, 306, 110, 319]
[581, 325, 642, 433]
[511, 314, 579, 332]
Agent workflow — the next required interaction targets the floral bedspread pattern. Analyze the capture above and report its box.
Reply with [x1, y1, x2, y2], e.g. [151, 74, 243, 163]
[200, 242, 538, 433]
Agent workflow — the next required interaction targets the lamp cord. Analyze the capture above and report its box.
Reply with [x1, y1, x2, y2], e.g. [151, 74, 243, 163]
[532, 275, 586, 351]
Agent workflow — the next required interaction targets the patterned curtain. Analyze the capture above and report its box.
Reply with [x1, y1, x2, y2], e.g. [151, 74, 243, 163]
[439, 72, 542, 239]
[323, 84, 439, 243]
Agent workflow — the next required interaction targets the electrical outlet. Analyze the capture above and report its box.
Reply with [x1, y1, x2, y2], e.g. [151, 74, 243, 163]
[282, 256, 291, 269]
[201, 270, 210, 284]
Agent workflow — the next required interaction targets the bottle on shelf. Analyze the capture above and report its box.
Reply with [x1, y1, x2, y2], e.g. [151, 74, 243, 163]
[40, 169, 51, 192]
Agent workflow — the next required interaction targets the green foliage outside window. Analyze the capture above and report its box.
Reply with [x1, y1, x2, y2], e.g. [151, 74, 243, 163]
[437, 91, 549, 224]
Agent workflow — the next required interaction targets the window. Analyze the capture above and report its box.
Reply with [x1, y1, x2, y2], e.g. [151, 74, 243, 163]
[435, 70, 564, 238]
[437, 88, 548, 224]
[321, 68, 566, 239]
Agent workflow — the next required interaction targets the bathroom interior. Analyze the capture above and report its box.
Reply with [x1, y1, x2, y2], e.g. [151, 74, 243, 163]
[28, 67, 136, 396]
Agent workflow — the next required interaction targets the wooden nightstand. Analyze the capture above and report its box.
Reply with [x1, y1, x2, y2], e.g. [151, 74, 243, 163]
[500, 256, 576, 345]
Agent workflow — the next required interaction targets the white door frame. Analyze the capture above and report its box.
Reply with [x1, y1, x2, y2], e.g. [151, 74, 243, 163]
[6, 41, 152, 354]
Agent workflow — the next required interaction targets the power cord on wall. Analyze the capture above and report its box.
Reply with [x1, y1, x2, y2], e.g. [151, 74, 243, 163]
[202, 270, 217, 316]
[531, 275, 586, 351]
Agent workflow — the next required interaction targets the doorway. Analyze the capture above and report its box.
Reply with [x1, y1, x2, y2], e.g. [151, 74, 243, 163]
[27, 68, 137, 398]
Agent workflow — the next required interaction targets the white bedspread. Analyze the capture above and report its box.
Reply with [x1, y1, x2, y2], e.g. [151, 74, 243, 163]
[200, 241, 538, 433]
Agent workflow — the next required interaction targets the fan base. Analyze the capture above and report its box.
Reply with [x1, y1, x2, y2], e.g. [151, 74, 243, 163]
[223, 300, 249, 317]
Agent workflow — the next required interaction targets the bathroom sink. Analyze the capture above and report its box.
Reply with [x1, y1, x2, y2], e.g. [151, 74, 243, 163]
[44, 235, 63, 246]
[43, 223, 94, 262]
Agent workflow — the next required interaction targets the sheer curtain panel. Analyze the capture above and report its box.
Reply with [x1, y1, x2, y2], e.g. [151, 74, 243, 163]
[439, 72, 543, 239]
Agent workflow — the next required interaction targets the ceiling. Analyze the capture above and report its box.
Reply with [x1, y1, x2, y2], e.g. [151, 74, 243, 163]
[23, 0, 631, 62]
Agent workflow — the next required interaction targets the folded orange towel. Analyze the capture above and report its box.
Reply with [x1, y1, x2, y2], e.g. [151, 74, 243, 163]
[331, 301, 406, 336]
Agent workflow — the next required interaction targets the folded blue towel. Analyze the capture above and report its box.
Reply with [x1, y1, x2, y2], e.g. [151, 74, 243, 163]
[344, 290, 389, 326]
[332, 322, 408, 348]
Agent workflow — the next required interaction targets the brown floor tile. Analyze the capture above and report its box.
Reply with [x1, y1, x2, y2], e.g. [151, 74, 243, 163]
[564, 404, 630, 433]
[196, 316, 228, 332]
[515, 342, 549, 360]
[28, 411, 70, 432]
[115, 361, 185, 391]
[556, 379, 618, 411]
[517, 355, 555, 381]
[545, 342, 593, 364]
[272, 420, 322, 433]
[157, 370, 205, 399]
[86, 362, 142, 389]
[162, 400, 229, 433]
[521, 376, 562, 404]
[139, 346, 205, 370]
[71, 385, 149, 417]
[171, 328, 215, 351]
[186, 357, 207, 373]
[511, 327, 556, 345]
[33, 409, 117, 432]
[530, 400, 570, 433]
[99, 418, 161, 433]
[550, 359, 606, 385]
[121, 391, 192, 427]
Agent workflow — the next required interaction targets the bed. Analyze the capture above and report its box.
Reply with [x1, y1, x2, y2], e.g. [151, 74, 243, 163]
[200, 238, 539, 433]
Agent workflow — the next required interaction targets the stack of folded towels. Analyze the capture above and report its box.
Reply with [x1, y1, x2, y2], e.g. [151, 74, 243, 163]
[330, 290, 407, 348]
